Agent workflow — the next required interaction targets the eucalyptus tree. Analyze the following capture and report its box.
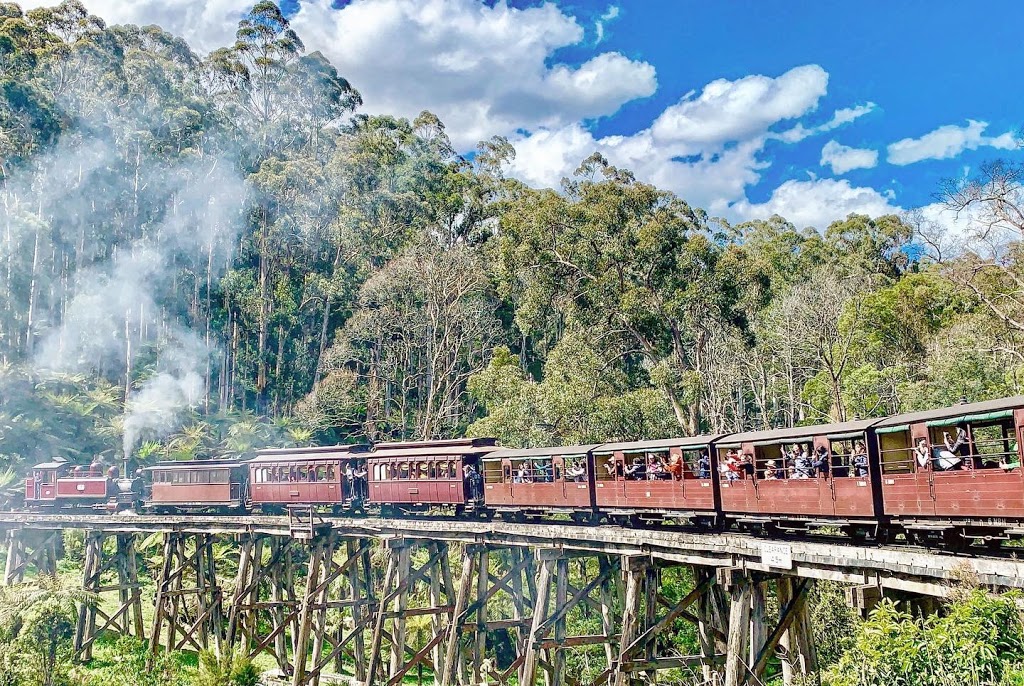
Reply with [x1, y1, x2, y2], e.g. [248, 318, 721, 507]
[494, 154, 745, 434]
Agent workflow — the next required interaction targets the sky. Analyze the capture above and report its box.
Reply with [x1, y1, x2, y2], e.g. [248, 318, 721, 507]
[30, 0, 1024, 230]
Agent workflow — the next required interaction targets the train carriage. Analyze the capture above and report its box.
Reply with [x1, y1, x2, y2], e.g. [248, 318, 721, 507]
[592, 436, 720, 522]
[145, 460, 248, 512]
[248, 445, 371, 511]
[715, 419, 882, 531]
[368, 438, 496, 509]
[873, 396, 1024, 542]
[481, 444, 597, 517]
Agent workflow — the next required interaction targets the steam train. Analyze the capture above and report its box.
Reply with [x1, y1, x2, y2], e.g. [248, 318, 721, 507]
[23, 396, 1024, 548]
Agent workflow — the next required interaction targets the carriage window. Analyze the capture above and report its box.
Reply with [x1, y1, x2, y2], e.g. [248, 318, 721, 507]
[971, 423, 1016, 468]
[879, 430, 913, 474]
[327, 465, 336, 481]
[399, 463, 409, 479]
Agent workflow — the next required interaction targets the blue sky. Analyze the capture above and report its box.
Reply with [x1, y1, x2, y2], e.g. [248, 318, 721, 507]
[38, 0, 1024, 230]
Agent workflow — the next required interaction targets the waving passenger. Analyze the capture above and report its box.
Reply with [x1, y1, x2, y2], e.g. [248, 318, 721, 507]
[697, 451, 711, 479]
[812, 446, 830, 477]
[851, 441, 868, 477]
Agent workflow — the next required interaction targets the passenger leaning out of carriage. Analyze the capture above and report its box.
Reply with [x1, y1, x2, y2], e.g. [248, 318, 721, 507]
[793, 447, 813, 478]
[720, 450, 740, 481]
[851, 441, 869, 477]
[943, 422, 971, 468]
[647, 456, 668, 480]
[353, 463, 368, 501]
[514, 463, 531, 483]
[812, 446, 830, 477]
[567, 461, 586, 481]
[625, 457, 646, 480]
[740, 453, 755, 478]
[665, 453, 683, 480]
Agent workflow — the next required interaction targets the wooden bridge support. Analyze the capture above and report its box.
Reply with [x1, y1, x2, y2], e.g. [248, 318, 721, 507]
[223, 534, 301, 674]
[361, 538, 458, 686]
[289, 535, 377, 686]
[718, 568, 819, 686]
[74, 531, 144, 660]
[149, 532, 224, 657]
[3, 528, 60, 584]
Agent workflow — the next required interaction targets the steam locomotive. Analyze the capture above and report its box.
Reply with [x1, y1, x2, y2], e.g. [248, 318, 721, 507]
[23, 395, 1024, 548]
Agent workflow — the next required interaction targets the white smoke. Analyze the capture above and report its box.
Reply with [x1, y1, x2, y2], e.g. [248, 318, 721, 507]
[121, 332, 208, 457]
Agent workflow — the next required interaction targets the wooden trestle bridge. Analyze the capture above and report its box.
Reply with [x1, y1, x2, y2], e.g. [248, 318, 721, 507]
[2, 513, 1023, 686]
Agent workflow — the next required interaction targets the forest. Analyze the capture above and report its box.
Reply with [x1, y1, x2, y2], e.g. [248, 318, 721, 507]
[2, 1, 1024, 684]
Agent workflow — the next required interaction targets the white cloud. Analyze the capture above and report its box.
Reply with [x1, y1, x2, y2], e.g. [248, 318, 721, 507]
[291, 0, 656, 148]
[27, 0, 656, 150]
[776, 101, 877, 143]
[820, 140, 878, 175]
[887, 119, 1017, 165]
[595, 5, 620, 43]
[730, 179, 900, 229]
[509, 64, 878, 219]
[650, 64, 828, 148]
[20, 0, 248, 53]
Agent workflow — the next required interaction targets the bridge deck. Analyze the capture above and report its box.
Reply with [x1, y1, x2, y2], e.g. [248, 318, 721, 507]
[0, 513, 1019, 596]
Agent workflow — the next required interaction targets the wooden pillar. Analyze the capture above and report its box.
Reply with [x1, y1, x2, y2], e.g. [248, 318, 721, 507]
[365, 544, 400, 686]
[521, 552, 555, 686]
[429, 542, 447, 681]
[388, 543, 411, 681]
[551, 556, 569, 686]
[3, 530, 22, 585]
[612, 556, 647, 686]
[472, 546, 489, 684]
[441, 545, 477, 686]
[695, 566, 724, 682]
[348, 539, 369, 683]
[599, 555, 617, 669]
[748, 580, 767, 683]
[224, 534, 255, 653]
[121, 534, 145, 640]
[292, 538, 327, 686]
[74, 531, 103, 660]
[723, 577, 752, 686]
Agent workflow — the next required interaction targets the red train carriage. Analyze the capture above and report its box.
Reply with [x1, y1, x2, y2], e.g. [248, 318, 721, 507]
[145, 460, 248, 513]
[592, 437, 720, 523]
[26, 458, 121, 510]
[481, 444, 596, 517]
[716, 419, 882, 532]
[873, 396, 1024, 543]
[248, 445, 371, 511]
[368, 438, 497, 509]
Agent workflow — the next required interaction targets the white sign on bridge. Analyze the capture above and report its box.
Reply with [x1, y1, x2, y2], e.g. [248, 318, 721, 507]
[760, 542, 793, 570]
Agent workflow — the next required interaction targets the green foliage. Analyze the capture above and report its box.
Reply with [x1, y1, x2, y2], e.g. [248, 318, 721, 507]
[0, 575, 96, 686]
[829, 591, 1024, 686]
[194, 650, 258, 686]
[80, 636, 184, 686]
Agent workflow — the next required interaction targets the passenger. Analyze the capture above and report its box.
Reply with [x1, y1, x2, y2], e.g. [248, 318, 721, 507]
[1000, 454, 1021, 471]
[567, 461, 586, 481]
[720, 451, 740, 481]
[851, 441, 869, 477]
[793, 452, 812, 479]
[697, 451, 711, 479]
[665, 453, 683, 480]
[812, 446, 830, 477]
[773, 460, 787, 480]
[515, 464, 531, 484]
[307, 466, 317, 482]
[942, 423, 971, 468]
[536, 459, 552, 483]
[763, 460, 778, 480]
[625, 457, 646, 480]
[740, 454, 755, 478]
[647, 456, 666, 480]
[913, 438, 931, 470]
[353, 463, 368, 500]
[344, 463, 355, 500]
